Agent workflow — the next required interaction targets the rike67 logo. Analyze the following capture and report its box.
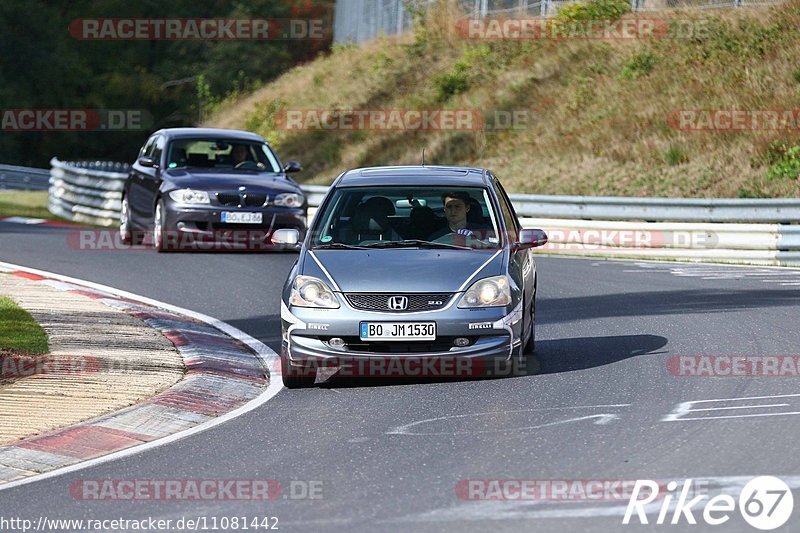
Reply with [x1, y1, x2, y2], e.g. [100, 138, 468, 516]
[623, 477, 793, 530]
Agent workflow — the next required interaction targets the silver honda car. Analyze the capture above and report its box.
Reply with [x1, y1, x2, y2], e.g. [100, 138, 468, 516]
[274, 166, 548, 388]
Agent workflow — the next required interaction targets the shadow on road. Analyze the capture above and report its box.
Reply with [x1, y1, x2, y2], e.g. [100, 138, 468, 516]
[537, 289, 800, 324]
[530, 334, 668, 375]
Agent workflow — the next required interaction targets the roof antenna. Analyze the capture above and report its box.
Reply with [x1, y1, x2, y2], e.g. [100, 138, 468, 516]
[422, 148, 426, 167]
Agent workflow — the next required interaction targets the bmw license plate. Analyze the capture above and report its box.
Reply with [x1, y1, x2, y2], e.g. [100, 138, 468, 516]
[359, 322, 436, 341]
[221, 212, 263, 224]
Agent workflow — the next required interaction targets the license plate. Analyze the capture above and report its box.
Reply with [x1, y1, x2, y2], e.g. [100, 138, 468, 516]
[359, 322, 436, 341]
[221, 212, 263, 224]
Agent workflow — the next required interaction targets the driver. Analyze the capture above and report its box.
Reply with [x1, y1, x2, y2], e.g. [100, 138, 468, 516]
[231, 144, 250, 166]
[429, 191, 483, 240]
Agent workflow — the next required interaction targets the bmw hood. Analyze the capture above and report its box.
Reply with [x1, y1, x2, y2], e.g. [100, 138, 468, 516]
[163, 169, 301, 194]
[305, 249, 504, 293]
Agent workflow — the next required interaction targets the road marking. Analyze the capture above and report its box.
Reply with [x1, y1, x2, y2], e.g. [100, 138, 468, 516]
[663, 393, 800, 422]
[621, 261, 800, 286]
[0, 260, 283, 493]
[387, 405, 630, 436]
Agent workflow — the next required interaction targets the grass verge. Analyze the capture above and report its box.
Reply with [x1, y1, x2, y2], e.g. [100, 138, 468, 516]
[0, 295, 48, 355]
[0, 191, 51, 219]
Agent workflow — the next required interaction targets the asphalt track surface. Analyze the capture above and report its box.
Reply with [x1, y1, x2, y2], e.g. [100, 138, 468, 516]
[1, 219, 800, 533]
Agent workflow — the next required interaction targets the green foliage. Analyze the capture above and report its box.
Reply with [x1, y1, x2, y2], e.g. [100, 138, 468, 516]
[556, 0, 631, 22]
[665, 146, 689, 166]
[619, 52, 658, 80]
[793, 68, 800, 84]
[0, 0, 333, 167]
[765, 142, 800, 181]
[433, 44, 491, 101]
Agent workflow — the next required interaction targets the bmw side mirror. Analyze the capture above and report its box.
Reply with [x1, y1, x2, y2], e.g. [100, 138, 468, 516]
[272, 228, 300, 245]
[138, 156, 156, 168]
[283, 161, 302, 173]
[517, 228, 548, 249]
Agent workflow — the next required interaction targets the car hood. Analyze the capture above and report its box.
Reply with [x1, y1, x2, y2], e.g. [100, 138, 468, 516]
[163, 169, 301, 194]
[305, 249, 504, 293]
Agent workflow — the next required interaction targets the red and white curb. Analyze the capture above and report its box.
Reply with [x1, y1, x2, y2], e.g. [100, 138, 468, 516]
[0, 261, 283, 490]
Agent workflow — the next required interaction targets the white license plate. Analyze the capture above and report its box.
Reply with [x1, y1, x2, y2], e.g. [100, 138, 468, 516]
[221, 212, 263, 224]
[359, 322, 436, 341]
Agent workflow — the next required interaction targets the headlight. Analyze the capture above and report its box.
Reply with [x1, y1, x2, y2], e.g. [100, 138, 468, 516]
[169, 189, 210, 204]
[290, 276, 339, 308]
[458, 275, 511, 308]
[274, 193, 304, 207]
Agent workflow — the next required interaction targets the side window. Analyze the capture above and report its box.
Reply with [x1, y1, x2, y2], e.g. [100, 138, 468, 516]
[494, 180, 519, 232]
[139, 136, 156, 158]
[151, 136, 165, 166]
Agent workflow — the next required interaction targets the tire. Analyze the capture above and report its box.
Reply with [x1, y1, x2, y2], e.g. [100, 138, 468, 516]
[523, 292, 536, 355]
[153, 199, 167, 253]
[119, 196, 132, 245]
[280, 352, 316, 389]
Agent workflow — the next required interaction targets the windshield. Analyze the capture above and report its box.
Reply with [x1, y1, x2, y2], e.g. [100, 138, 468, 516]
[166, 139, 281, 172]
[310, 186, 501, 250]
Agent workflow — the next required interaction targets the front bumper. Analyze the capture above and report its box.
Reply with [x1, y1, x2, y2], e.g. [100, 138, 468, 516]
[281, 299, 525, 379]
[163, 198, 306, 250]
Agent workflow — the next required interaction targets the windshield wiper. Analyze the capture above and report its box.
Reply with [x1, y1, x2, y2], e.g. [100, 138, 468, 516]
[361, 240, 472, 250]
[312, 243, 372, 250]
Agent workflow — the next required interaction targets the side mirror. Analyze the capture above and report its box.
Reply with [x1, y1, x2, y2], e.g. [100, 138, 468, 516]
[283, 161, 302, 173]
[272, 228, 300, 245]
[138, 156, 156, 168]
[516, 228, 548, 249]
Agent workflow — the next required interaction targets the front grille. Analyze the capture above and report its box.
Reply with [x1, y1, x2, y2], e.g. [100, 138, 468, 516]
[215, 193, 268, 207]
[216, 193, 240, 206]
[243, 194, 267, 207]
[337, 337, 465, 353]
[345, 293, 452, 313]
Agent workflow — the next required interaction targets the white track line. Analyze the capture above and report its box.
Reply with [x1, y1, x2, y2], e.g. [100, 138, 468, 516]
[0, 260, 284, 492]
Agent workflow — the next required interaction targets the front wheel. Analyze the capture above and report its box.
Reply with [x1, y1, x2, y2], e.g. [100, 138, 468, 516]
[153, 199, 167, 252]
[280, 353, 316, 389]
[120, 196, 132, 244]
[523, 294, 536, 355]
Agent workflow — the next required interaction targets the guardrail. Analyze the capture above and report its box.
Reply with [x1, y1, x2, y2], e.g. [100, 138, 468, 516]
[0, 165, 50, 191]
[48, 158, 128, 227]
[301, 185, 800, 266]
[45, 161, 799, 266]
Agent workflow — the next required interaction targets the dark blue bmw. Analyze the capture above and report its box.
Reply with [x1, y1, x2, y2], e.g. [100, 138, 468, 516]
[121, 128, 307, 252]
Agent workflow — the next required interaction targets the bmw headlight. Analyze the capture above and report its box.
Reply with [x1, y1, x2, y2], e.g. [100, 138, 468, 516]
[274, 193, 304, 207]
[458, 276, 511, 308]
[290, 276, 339, 308]
[169, 189, 210, 205]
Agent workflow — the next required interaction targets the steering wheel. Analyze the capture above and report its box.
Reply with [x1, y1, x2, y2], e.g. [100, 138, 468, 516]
[234, 161, 259, 170]
[432, 230, 493, 248]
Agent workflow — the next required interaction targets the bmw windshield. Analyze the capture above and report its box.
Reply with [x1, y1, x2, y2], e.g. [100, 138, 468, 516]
[310, 186, 502, 250]
[165, 139, 282, 172]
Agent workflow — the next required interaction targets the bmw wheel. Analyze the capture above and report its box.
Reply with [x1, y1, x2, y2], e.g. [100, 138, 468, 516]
[119, 196, 131, 244]
[153, 199, 166, 253]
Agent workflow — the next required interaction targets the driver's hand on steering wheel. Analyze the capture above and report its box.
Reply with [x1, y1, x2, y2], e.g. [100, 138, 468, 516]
[456, 228, 474, 237]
